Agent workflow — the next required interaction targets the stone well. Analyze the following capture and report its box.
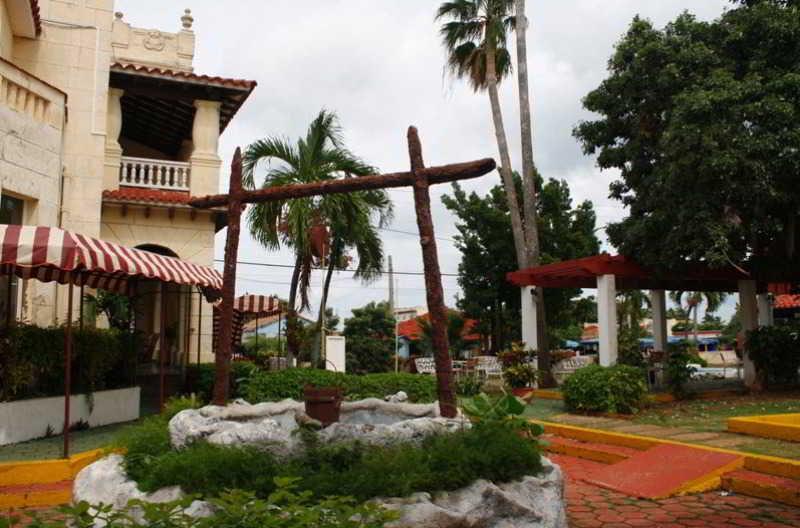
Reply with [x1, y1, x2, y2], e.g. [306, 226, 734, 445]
[75, 395, 567, 527]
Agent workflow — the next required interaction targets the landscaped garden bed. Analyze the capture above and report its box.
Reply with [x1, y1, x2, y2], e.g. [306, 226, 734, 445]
[64, 393, 566, 527]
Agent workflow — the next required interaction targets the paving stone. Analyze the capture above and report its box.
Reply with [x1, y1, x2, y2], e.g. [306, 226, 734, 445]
[667, 432, 722, 441]
[608, 424, 675, 435]
[704, 436, 758, 448]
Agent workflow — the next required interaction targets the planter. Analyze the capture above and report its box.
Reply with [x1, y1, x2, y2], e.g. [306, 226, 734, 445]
[303, 385, 342, 426]
[512, 387, 535, 400]
[0, 387, 141, 446]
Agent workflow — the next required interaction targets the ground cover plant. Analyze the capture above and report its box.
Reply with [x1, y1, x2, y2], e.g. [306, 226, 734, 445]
[116, 416, 541, 502]
[562, 364, 647, 414]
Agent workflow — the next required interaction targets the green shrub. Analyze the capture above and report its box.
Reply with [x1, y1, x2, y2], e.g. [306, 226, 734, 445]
[455, 374, 483, 396]
[185, 362, 257, 402]
[562, 364, 647, 414]
[242, 369, 437, 403]
[665, 342, 698, 398]
[747, 326, 800, 387]
[117, 418, 540, 503]
[0, 324, 139, 402]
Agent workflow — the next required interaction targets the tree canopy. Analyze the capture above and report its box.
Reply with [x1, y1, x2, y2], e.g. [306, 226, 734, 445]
[442, 173, 600, 350]
[574, 0, 800, 273]
[343, 301, 395, 374]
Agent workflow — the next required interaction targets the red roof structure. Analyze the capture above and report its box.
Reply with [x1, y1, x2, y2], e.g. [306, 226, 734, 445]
[398, 313, 481, 342]
[102, 188, 195, 206]
[507, 254, 751, 292]
[774, 294, 800, 310]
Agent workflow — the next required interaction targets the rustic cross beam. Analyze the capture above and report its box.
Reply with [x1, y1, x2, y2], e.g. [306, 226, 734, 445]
[190, 127, 496, 417]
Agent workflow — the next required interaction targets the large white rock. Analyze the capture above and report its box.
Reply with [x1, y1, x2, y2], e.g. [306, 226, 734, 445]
[72, 454, 212, 527]
[381, 458, 567, 528]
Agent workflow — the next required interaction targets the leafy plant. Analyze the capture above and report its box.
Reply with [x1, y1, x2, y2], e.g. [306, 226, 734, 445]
[498, 343, 537, 388]
[461, 392, 544, 438]
[455, 374, 483, 396]
[562, 364, 647, 414]
[746, 326, 800, 387]
[664, 342, 699, 398]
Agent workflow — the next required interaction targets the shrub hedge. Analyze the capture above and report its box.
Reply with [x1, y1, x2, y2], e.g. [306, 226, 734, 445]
[0, 324, 139, 402]
[240, 368, 438, 403]
[562, 364, 648, 414]
[746, 325, 800, 387]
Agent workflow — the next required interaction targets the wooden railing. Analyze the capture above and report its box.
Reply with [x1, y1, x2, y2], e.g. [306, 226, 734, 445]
[119, 156, 191, 191]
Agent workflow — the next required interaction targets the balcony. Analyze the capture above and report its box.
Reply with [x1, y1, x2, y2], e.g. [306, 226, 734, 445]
[118, 156, 191, 192]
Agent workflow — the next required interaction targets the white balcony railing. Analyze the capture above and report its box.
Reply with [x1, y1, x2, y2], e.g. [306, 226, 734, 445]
[119, 156, 191, 191]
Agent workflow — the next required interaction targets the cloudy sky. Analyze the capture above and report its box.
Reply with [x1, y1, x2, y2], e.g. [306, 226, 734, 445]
[117, 0, 733, 324]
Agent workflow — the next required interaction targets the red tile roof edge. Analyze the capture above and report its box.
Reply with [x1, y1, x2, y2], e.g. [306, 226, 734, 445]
[774, 294, 800, 310]
[102, 188, 194, 205]
[110, 62, 257, 91]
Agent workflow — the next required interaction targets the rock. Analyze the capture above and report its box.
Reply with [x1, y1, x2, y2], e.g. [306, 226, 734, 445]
[385, 391, 408, 403]
[72, 455, 213, 527]
[320, 417, 469, 446]
[380, 457, 567, 528]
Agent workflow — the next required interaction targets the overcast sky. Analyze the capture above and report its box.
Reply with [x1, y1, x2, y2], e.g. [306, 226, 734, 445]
[117, 0, 734, 324]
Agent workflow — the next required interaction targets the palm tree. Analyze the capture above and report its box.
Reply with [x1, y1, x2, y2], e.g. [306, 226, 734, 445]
[669, 291, 727, 343]
[436, 1, 529, 270]
[243, 110, 391, 365]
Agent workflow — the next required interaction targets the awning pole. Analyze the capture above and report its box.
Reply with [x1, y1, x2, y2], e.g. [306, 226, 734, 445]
[5, 269, 13, 331]
[197, 289, 202, 366]
[78, 283, 84, 330]
[63, 281, 74, 459]
[159, 282, 167, 413]
[255, 313, 259, 355]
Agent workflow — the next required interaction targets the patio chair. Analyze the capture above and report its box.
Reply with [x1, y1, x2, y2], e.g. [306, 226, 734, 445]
[414, 357, 436, 375]
[475, 355, 503, 380]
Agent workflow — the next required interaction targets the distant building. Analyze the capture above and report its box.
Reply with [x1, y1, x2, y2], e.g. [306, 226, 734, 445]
[394, 305, 427, 322]
[241, 313, 314, 340]
[396, 312, 481, 359]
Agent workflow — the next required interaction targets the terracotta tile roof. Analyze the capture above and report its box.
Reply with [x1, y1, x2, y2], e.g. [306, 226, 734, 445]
[774, 294, 800, 310]
[398, 313, 480, 342]
[102, 187, 194, 205]
[30, 0, 41, 35]
[110, 62, 256, 91]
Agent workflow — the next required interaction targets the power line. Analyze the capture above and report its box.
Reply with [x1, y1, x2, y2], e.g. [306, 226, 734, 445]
[216, 259, 460, 277]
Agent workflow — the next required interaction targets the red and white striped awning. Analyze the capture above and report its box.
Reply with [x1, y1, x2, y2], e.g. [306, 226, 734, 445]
[0, 225, 222, 299]
[213, 295, 284, 351]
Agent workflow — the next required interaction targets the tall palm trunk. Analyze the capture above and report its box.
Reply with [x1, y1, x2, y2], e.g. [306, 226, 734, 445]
[513, 0, 550, 373]
[485, 44, 528, 270]
[286, 253, 302, 364]
[313, 250, 337, 367]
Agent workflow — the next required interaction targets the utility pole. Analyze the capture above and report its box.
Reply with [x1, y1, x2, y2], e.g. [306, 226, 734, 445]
[389, 256, 399, 372]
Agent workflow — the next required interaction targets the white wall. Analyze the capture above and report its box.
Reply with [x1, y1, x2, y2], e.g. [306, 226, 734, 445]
[326, 335, 346, 373]
[0, 386, 140, 445]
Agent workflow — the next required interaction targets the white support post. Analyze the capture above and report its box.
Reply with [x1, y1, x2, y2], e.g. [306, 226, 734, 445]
[520, 285, 538, 352]
[757, 293, 773, 327]
[739, 280, 758, 387]
[597, 274, 618, 366]
[650, 290, 668, 352]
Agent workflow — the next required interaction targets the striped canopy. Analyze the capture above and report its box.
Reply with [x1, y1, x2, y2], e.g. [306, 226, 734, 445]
[0, 225, 222, 299]
[213, 294, 284, 351]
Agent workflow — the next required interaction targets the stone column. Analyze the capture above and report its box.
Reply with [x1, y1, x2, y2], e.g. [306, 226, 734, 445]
[757, 293, 773, 327]
[520, 286, 538, 354]
[597, 274, 618, 366]
[650, 289, 668, 352]
[190, 100, 222, 196]
[103, 88, 124, 190]
[739, 280, 758, 387]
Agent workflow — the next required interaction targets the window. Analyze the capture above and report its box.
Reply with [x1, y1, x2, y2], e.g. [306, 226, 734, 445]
[0, 195, 24, 329]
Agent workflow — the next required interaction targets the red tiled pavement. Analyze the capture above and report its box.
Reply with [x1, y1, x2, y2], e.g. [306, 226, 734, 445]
[553, 454, 800, 528]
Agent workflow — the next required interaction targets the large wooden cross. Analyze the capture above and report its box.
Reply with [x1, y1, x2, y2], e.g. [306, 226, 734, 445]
[190, 127, 495, 417]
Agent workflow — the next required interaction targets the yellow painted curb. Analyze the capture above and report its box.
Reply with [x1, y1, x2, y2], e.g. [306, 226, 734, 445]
[673, 456, 744, 497]
[0, 449, 105, 487]
[0, 489, 72, 509]
[722, 473, 800, 508]
[728, 413, 800, 443]
[534, 420, 800, 482]
[543, 439, 630, 465]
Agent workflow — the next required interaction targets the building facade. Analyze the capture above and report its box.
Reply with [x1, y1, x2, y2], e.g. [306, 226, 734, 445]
[0, 0, 254, 363]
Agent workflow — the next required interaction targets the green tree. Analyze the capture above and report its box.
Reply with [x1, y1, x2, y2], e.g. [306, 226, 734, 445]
[417, 311, 470, 359]
[574, 1, 800, 276]
[669, 291, 727, 342]
[243, 111, 391, 365]
[442, 174, 600, 351]
[343, 301, 395, 373]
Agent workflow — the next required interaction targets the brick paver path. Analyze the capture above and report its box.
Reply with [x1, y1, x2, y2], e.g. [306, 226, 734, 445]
[553, 454, 800, 527]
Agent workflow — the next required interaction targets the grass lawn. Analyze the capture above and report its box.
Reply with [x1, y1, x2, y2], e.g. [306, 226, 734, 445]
[0, 420, 140, 462]
[632, 392, 800, 432]
[522, 397, 567, 421]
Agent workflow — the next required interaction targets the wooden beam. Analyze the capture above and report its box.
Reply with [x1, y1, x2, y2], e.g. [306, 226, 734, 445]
[189, 158, 496, 209]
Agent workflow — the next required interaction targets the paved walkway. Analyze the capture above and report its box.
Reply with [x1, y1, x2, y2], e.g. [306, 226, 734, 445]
[554, 454, 800, 528]
[550, 413, 760, 449]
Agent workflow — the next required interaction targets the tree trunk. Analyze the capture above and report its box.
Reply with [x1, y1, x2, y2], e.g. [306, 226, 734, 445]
[313, 249, 337, 368]
[514, 0, 550, 376]
[485, 45, 528, 271]
[286, 252, 302, 365]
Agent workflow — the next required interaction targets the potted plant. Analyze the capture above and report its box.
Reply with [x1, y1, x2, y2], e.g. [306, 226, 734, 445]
[303, 384, 343, 426]
[499, 343, 537, 398]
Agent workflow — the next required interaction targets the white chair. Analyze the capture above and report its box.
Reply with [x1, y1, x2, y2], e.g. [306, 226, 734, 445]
[414, 357, 436, 374]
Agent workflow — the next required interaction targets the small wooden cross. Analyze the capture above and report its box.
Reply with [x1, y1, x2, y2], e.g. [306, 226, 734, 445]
[190, 127, 495, 417]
